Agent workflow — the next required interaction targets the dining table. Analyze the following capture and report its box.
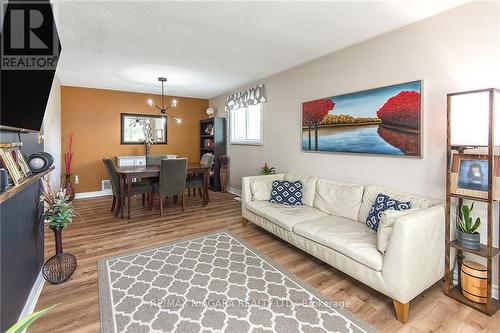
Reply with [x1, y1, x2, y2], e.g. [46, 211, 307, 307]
[115, 163, 210, 219]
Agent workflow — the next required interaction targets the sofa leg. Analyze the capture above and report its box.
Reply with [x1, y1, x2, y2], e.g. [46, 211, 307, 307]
[241, 217, 248, 227]
[393, 299, 409, 324]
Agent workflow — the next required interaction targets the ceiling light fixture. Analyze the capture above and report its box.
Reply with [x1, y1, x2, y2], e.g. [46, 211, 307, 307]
[147, 77, 181, 123]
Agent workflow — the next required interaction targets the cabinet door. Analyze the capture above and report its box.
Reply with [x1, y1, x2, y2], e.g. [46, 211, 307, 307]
[118, 158, 134, 167]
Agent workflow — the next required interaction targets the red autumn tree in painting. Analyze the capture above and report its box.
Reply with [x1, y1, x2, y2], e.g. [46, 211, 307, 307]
[303, 99, 335, 150]
[376, 91, 420, 129]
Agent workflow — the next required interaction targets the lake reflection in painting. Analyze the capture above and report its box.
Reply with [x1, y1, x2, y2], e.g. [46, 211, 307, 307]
[302, 125, 404, 155]
[302, 81, 422, 157]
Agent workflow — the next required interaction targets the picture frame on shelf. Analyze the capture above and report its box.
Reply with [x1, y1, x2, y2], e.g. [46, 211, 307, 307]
[0, 147, 25, 185]
[12, 147, 32, 177]
[0, 142, 32, 177]
[450, 153, 500, 200]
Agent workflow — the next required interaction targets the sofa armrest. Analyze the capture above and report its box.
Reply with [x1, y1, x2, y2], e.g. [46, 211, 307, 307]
[241, 176, 255, 207]
[382, 204, 445, 303]
[241, 174, 286, 218]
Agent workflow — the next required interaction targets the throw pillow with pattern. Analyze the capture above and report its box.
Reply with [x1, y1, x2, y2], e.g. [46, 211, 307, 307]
[366, 193, 411, 231]
[269, 180, 303, 206]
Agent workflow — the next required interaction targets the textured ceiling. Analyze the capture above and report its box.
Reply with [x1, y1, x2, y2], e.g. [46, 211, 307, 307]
[53, 0, 467, 99]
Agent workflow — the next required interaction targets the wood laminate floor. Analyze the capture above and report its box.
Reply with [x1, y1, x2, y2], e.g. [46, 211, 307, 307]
[30, 192, 500, 332]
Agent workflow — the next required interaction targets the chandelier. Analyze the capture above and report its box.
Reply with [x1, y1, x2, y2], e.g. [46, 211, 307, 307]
[147, 77, 181, 123]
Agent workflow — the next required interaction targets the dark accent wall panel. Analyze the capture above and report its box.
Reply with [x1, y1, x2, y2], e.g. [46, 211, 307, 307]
[0, 181, 44, 331]
[0, 131, 42, 154]
[0, 131, 44, 331]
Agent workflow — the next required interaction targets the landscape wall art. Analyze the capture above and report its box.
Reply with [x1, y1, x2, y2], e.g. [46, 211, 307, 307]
[302, 81, 422, 157]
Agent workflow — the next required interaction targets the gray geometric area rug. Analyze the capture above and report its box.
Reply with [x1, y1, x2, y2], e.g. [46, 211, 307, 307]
[98, 231, 377, 333]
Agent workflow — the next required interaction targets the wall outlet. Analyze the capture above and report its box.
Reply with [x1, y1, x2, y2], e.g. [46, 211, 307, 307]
[74, 175, 79, 184]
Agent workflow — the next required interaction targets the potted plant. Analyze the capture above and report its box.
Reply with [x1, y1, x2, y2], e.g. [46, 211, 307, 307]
[40, 179, 77, 284]
[456, 202, 481, 250]
[260, 162, 276, 175]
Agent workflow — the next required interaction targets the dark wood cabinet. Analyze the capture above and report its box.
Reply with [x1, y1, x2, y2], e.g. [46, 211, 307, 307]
[200, 118, 226, 191]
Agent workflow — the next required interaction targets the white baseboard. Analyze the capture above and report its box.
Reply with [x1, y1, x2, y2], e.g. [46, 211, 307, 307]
[227, 187, 241, 197]
[19, 270, 45, 321]
[75, 189, 112, 199]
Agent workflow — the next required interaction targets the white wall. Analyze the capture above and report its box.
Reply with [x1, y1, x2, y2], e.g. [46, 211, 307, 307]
[210, 2, 500, 199]
[210, 2, 500, 295]
[43, 77, 62, 189]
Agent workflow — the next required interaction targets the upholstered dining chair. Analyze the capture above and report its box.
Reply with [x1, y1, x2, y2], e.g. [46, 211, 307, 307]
[146, 154, 170, 165]
[146, 154, 174, 184]
[186, 153, 214, 203]
[102, 158, 153, 217]
[151, 158, 187, 216]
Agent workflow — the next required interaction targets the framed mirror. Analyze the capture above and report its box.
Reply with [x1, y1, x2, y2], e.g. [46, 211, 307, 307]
[121, 113, 167, 145]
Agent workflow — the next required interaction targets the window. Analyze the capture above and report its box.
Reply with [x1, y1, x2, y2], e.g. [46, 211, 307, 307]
[229, 104, 263, 145]
[226, 83, 266, 144]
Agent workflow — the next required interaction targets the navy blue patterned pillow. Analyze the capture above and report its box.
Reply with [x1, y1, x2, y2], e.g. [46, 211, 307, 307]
[269, 181, 303, 206]
[366, 193, 412, 231]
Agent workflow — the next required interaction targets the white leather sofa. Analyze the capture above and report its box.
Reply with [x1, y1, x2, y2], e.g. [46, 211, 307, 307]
[241, 173, 445, 323]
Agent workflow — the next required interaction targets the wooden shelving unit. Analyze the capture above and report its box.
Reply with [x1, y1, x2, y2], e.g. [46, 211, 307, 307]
[445, 88, 500, 316]
[448, 285, 499, 314]
[450, 240, 500, 259]
[200, 117, 226, 191]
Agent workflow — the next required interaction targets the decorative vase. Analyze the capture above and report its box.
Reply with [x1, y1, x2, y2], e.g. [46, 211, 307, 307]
[220, 167, 228, 193]
[63, 174, 75, 201]
[145, 142, 151, 155]
[42, 225, 77, 284]
[457, 230, 481, 250]
[219, 155, 229, 193]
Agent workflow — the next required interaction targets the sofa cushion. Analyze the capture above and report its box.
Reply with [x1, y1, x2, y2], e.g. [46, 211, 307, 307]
[366, 194, 412, 231]
[245, 201, 328, 231]
[250, 174, 285, 201]
[284, 174, 318, 206]
[293, 215, 383, 271]
[270, 180, 303, 206]
[313, 178, 364, 220]
[358, 185, 439, 223]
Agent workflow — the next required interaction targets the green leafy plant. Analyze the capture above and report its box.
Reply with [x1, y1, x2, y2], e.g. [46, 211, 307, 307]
[5, 304, 56, 333]
[457, 202, 481, 234]
[260, 162, 276, 175]
[40, 178, 75, 229]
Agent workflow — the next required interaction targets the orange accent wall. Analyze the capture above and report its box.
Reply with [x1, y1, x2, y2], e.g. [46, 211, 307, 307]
[61, 86, 208, 193]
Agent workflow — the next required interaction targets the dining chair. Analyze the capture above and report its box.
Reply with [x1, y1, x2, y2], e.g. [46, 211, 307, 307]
[146, 154, 170, 165]
[151, 158, 187, 216]
[102, 158, 153, 217]
[186, 153, 214, 203]
[146, 154, 179, 184]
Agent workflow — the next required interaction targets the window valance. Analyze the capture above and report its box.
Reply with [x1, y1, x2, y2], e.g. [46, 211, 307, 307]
[225, 84, 267, 111]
